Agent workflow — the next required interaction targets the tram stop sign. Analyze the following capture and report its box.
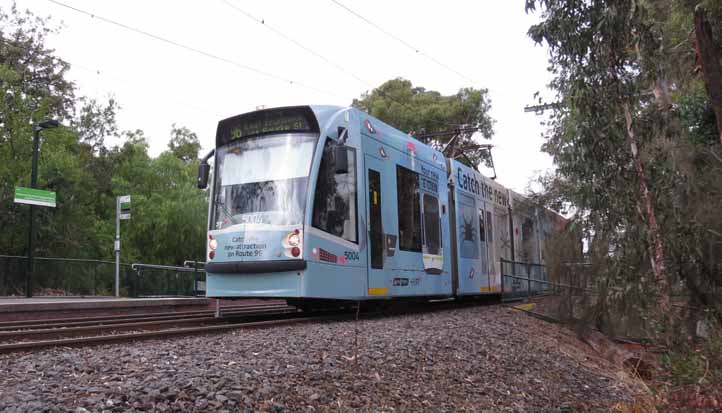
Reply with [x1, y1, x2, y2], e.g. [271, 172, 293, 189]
[14, 187, 56, 208]
[119, 195, 131, 220]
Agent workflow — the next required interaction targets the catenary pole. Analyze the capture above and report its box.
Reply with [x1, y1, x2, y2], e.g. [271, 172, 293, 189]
[25, 127, 41, 298]
[115, 197, 120, 297]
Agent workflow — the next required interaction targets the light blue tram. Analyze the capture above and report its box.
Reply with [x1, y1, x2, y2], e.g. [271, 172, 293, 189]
[196, 105, 551, 304]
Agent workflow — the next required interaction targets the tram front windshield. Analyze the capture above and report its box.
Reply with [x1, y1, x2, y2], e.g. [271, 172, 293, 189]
[212, 133, 317, 230]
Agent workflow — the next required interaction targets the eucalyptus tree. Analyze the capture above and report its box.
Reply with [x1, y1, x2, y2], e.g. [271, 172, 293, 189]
[525, 0, 722, 330]
[353, 78, 495, 167]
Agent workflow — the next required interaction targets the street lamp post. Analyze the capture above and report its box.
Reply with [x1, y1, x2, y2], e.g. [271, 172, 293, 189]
[26, 119, 59, 298]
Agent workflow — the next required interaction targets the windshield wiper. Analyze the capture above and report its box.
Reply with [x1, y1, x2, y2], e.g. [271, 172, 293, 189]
[215, 197, 239, 227]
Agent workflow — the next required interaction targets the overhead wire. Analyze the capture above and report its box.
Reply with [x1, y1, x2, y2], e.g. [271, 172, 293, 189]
[219, 0, 465, 135]
[46, 0, 480, 139]
[329, 0, 479, 86]
[46, 0, 345, 99]
[220, 0, 372, 88]
[68, 59, 218, 116]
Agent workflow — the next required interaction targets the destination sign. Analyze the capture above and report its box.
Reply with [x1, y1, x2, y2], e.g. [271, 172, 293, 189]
[229, 113, 310, 140]
[216, 106, 320, 147]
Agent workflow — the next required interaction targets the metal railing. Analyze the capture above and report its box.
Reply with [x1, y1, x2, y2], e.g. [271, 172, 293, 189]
[131, 262, 206, 297]
[500, 258, 551, 299]
[0, 255, 134, 297]
[500, 258, 602, 301]
[0, 255, 206, 298]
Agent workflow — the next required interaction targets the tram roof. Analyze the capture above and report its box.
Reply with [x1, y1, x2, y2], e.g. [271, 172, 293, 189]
[310, 105, 448, 173]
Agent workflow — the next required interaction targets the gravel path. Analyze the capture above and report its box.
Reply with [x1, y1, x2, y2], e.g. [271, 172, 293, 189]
[0, 305, 643, 412]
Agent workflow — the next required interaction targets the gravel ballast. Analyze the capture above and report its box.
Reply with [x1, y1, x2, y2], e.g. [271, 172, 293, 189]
[0, 305, 644, 412]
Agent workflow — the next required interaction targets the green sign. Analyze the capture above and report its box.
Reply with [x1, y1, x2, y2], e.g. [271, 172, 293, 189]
[119, 195, 131, 220]
[14, 187, 56, 208]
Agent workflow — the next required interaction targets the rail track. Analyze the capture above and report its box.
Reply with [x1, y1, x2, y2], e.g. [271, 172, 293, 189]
[0, 301, 341, 354]
[0, 302, 292, 331]
[0, 314, 352, 353]
[0, 296, 504, 354]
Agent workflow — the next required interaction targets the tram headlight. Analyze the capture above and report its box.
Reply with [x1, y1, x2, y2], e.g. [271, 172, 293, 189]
[283, 229, 301, 248]
[282, 229, 302, 258]
[208, 238, 218, 251]
[288, 232, 300, 247]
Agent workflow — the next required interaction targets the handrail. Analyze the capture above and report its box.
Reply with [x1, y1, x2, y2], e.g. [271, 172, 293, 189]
[501, 272, 596, 293]
[0, 255, 131, 266]
[500, 258, 546, 268]
[131, 263, 203, 273]
[183, 260, 206, 269]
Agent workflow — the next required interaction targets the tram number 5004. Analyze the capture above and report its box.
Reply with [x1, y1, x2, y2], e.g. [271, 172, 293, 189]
[344, 251, 359, 261]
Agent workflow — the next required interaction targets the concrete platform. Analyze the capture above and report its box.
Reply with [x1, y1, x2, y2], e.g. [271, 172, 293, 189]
[0, 296, 210, 314]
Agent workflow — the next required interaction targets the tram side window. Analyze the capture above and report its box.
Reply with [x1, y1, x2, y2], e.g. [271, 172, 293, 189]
[479, 211, 486, 242]
[423, 194, 441, 255]
[396, 166, 422, 252]
[479, 209, 488, 273]
[486, 210, 494, 274]
[312, 139, 358, 242]
[522, 218, 534, 241]
[486, 211, 493, 243]
[459, 195, 479, 259]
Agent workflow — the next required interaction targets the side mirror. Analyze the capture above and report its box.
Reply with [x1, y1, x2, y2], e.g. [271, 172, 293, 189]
[197, 162, 211, 189]
[334, 145, 348, 174]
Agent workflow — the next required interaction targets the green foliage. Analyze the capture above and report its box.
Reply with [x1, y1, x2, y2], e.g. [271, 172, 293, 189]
[660, 329, 722, 386]
[526, 0, 722, 339]
[0, 3, 208, 275]
[74, 97, 119, 151]
[678, 85, 719, 146]
[168, 123, 201, 162]
[353, 78, 495, 167]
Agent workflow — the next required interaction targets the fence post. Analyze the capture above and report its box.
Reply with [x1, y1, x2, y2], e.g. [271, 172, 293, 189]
[527, 263, 532, 298]
[500, 259, 504, 295]
[193, 261, 198, 296]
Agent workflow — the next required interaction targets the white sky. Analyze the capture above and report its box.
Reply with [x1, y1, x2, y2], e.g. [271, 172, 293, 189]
[7, 0, 555, 194]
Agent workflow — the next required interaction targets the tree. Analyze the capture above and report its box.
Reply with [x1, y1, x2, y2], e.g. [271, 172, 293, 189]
[525, 0, 722, 335]
[0, 3, 209, 275]
[168, 123, 201, 162]
[693, 5, 722, 145]
[74, 97, 119, 152]
[0, 4, 75, 256]
[353, 78, 495, 167]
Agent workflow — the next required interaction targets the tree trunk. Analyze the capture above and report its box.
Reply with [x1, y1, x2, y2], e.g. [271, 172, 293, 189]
[694, 8, 722, 146]
[622, 103, 671, 314]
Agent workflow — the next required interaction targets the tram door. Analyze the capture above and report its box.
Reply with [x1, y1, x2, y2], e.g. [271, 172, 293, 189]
[365, 155, 392, 296]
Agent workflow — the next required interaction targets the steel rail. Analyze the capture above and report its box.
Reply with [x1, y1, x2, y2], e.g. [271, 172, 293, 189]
[0, 314, 346, 353]
[0, 316, 219, 341]
[0, 305, 295, 332]
[0, 307, 300, 341]
[0, 312, 215, 331]
[0, 302, 290, 329]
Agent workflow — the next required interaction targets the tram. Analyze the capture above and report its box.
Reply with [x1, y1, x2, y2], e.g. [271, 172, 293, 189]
[197, 105, 559, 302]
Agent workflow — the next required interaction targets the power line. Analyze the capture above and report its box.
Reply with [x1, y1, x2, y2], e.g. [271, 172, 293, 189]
[220, 0, 372, 88]
[524, 102, 561, 114]
[217, 0, 461, 133]
[330, 0, 478, 85]
[46, 0, 344, 99]
[68, 60, 217, 116]
[524, 92, 656, 114]
[47, 0, 480, 138]
[413, 126, 481, 141]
